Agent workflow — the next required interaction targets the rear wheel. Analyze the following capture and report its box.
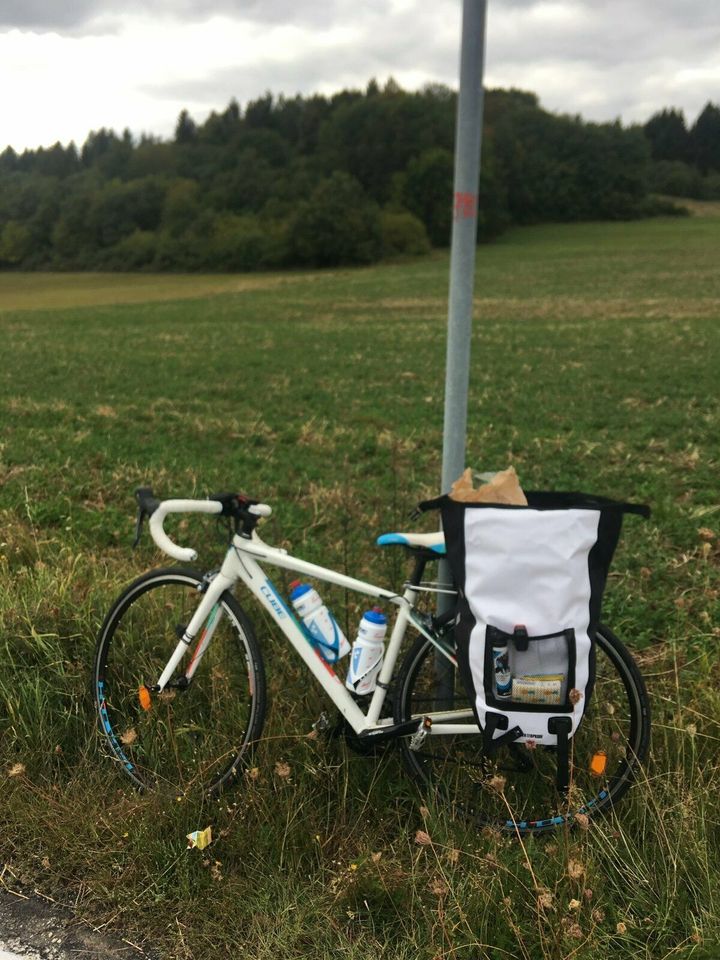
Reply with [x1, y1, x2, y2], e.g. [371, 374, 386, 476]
[394, 624, 650, 832]
[94, 568, 266, 796]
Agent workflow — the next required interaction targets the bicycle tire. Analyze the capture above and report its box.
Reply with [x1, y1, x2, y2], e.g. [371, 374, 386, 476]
[393, 624, 650, 833]
[94, 567, 266, 795]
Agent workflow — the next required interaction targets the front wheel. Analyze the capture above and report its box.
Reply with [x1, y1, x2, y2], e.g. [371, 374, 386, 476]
[394, 624, 650, 833]
[94, 568, 266, 795]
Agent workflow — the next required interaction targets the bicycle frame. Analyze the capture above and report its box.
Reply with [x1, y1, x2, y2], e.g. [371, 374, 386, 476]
[155, 529, 478, 739]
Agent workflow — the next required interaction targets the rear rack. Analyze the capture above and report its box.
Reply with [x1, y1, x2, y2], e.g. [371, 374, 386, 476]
[402, 580, 456, 596]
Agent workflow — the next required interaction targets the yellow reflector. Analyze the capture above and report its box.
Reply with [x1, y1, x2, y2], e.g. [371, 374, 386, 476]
[590, 750, 607, 776]
[138, 685, 152, 711]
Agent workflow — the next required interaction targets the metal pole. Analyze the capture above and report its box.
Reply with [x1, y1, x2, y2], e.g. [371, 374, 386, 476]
[436, 0, 487, 702]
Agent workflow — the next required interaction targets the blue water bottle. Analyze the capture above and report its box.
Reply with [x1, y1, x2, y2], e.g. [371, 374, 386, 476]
[289, 581, 350, 663]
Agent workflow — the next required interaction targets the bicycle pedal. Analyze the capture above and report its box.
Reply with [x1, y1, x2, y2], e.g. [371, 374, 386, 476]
[409, 716, 432, 752]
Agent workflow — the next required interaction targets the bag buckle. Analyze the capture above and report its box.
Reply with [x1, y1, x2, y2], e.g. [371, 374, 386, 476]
[513, 624, 529, 652]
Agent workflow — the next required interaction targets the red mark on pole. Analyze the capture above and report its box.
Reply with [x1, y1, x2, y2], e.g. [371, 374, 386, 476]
[454, 191, 477, 220]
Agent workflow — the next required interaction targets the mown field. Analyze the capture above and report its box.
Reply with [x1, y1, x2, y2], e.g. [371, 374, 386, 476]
[0, 215, 719, 959]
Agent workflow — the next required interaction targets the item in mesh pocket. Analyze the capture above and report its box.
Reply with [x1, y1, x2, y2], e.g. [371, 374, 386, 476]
[518, 674, 565, 682]
[512, 677, 563, 705]
[492, 644, 512, 697]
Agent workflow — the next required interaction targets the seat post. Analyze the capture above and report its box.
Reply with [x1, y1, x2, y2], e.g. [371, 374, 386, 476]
[407, 554, 427, 589]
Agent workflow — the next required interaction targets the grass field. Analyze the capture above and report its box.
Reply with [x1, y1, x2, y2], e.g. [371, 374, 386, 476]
[0, 215, 719, 959]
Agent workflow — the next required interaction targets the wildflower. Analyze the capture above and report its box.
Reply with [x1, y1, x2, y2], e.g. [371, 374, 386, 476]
[429, 875, 449, 897]
[487, 774, 506, 793]
[274, 761, 291, 779]
[415, 830, 432, 846]
[568, 859, 585, 880]
[537, 889, 554, 910]
[616, 921, 627, 935]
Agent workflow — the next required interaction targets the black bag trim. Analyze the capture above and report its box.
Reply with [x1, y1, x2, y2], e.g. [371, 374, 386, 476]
[418, 490, 650, 519]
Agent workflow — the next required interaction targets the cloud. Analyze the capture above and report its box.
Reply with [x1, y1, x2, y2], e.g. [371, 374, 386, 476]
[139, 6, 458, 109]
[0, 0, 718, 150]
[0, 0, 98, 31]
[0, 0, 388, 33]
[485, 0, 720, 122]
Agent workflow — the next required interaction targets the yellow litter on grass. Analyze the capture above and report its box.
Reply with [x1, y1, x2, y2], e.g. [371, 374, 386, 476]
[187, 826, 212, 850]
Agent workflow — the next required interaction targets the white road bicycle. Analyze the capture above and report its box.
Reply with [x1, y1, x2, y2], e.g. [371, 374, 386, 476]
[94, 488, 650, 833]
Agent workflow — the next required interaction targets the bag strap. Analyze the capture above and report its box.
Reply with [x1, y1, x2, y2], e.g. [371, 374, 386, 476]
[548, 717, 573, 794]
[483, 712, 523, 756]
[411, 494, 447, 519]
[619, 503, 651, 518]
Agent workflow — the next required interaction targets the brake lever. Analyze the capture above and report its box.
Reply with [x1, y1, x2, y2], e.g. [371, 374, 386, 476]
[133, 487, 160, 548]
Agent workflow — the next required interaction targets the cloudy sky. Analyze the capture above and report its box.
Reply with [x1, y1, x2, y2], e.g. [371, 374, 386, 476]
[1, 0, 718, 152]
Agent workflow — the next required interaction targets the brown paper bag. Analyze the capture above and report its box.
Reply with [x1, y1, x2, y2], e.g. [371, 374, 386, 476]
[449, 466, 527, 506]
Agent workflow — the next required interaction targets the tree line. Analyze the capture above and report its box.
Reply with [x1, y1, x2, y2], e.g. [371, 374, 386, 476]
[643, 104, 720, 201]
[0, 81, 716, 272]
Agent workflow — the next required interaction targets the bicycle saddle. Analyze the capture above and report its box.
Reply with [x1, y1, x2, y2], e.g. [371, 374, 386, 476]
[376, 531, 446, 555]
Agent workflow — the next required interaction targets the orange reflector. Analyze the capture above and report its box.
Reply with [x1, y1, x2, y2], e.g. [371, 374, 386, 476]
[590, 750, 607, 776]
[138, 685, 152, 711]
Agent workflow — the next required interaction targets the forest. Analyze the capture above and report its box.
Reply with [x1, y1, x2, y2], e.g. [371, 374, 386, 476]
[0, 80, 718, 271]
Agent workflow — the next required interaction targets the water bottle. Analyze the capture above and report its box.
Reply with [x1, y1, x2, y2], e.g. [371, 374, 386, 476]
[492, 641, 512, 698]
[289, 581, 350, 663]
[345, 608, 387, 695]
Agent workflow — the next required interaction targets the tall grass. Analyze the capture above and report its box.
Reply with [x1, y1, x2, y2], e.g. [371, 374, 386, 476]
[0, 216, 719, 957]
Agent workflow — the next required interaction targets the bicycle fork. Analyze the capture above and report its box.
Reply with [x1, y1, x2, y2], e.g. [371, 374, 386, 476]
[155, 572, 232, 692]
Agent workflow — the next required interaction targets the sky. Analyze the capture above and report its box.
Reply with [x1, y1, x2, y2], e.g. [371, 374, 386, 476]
[1, 0, 718, 153]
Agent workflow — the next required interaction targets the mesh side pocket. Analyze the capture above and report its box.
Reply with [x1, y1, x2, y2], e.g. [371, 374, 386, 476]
[485, 626, 576, 711]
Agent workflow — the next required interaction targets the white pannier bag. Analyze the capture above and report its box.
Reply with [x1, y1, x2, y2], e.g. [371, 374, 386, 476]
[421, 491, 649, 791]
